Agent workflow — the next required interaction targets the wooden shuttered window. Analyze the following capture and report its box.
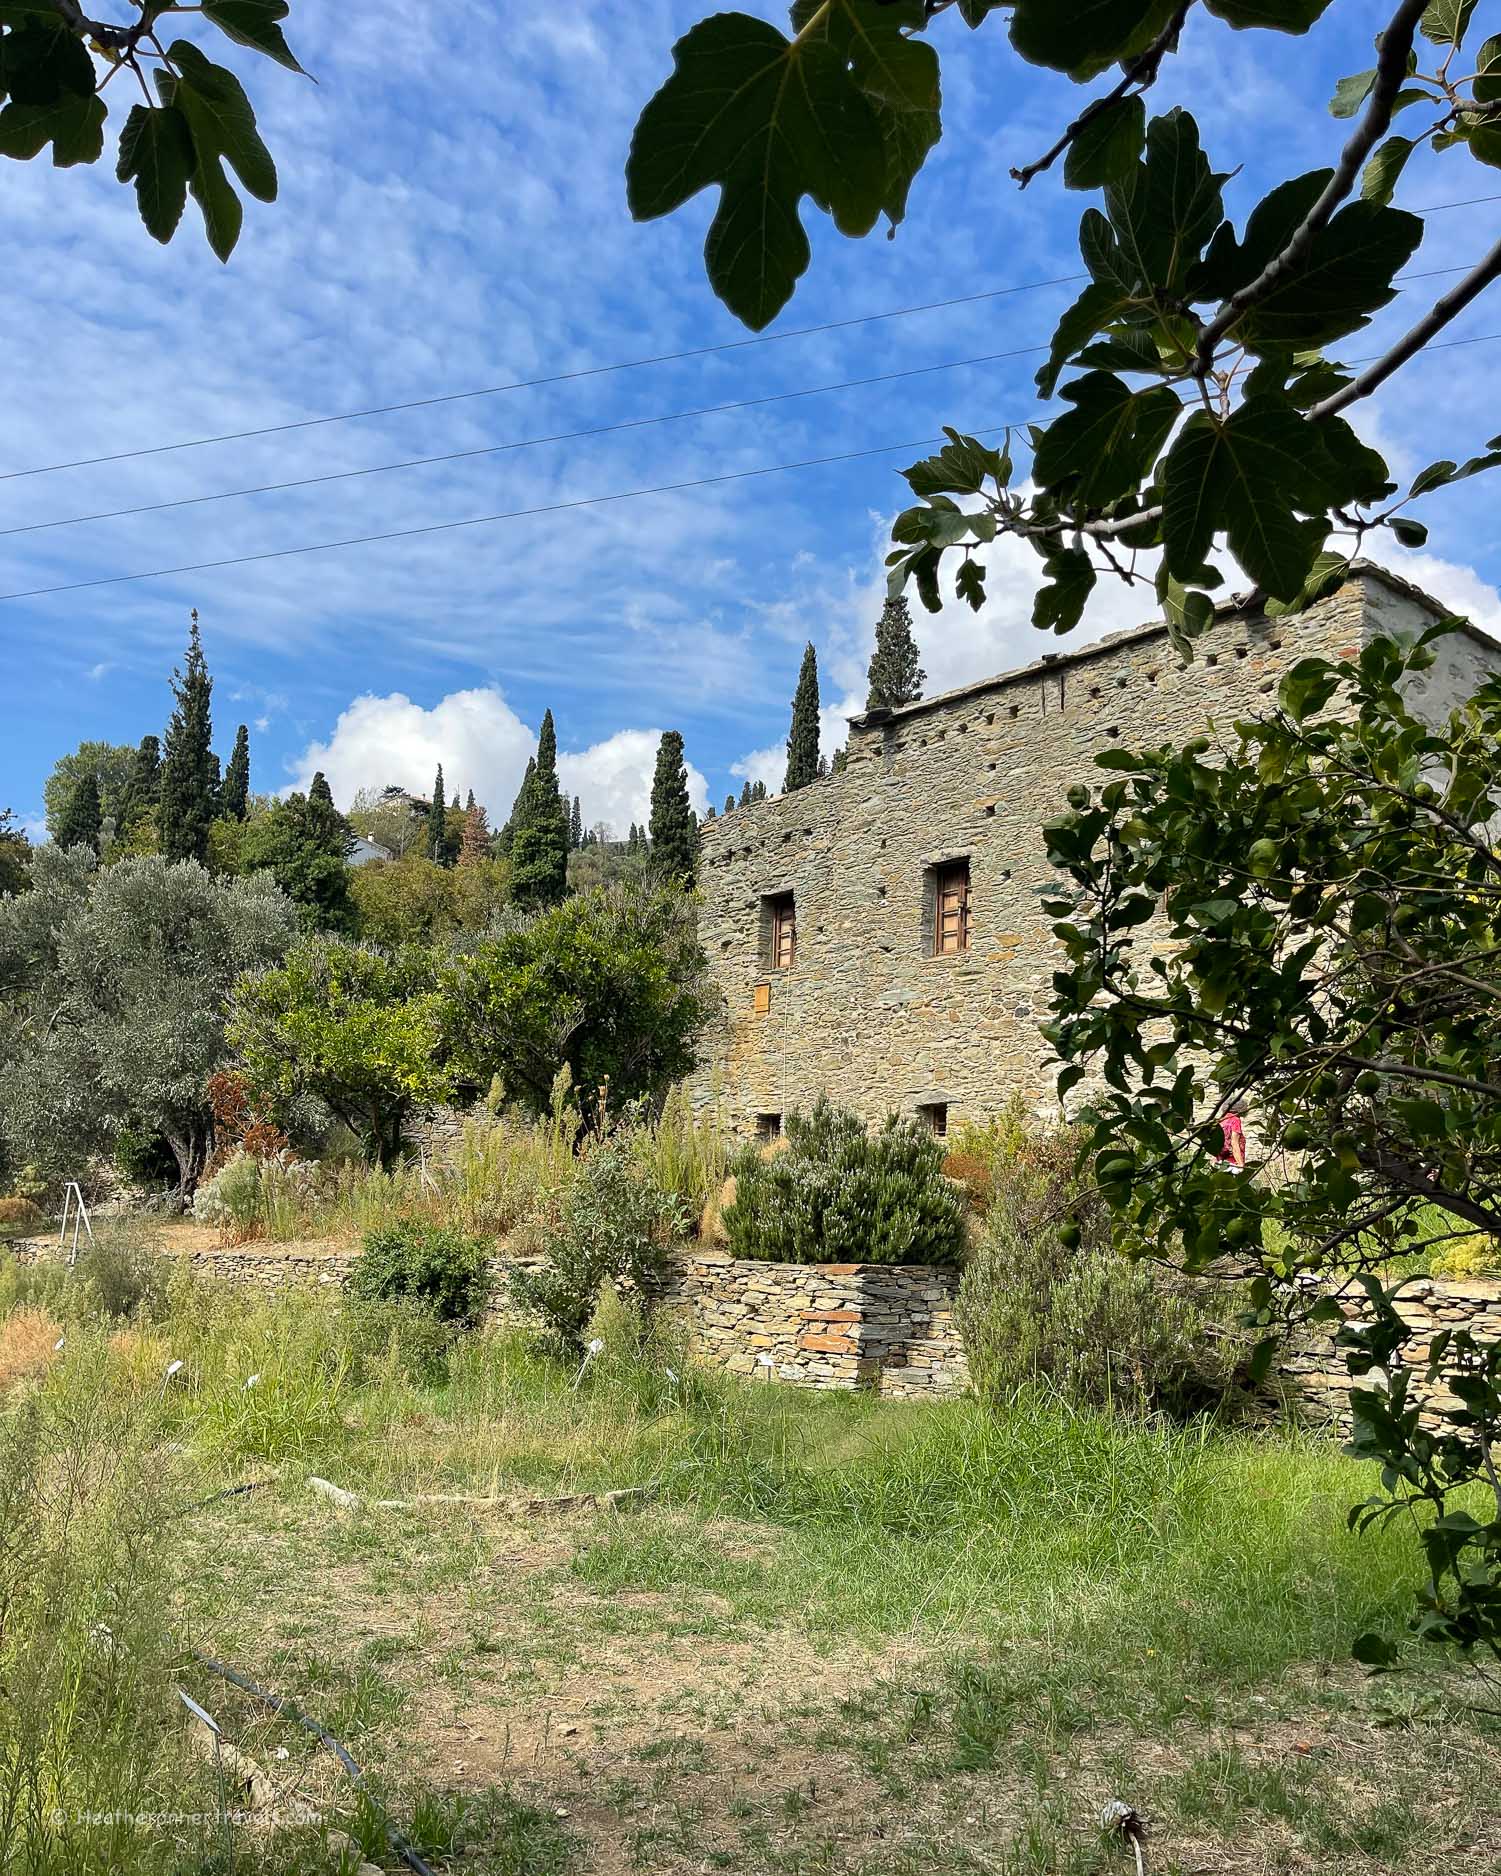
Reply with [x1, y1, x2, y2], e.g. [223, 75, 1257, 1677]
[934, 861, 970, 955]
[770, 893, 796, 969]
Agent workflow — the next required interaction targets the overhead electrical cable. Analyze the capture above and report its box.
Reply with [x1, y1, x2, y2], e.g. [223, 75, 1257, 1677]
[6, 322, 1500, 606]
[4, 188, 1496, 482]
[2, 259, 1488, 541]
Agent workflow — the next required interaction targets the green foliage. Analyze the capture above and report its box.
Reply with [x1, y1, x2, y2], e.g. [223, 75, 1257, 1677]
[159, 612, 217, 865]
[239, 785, 355, 931]
[351, 850, 511, 947]
[0, 1, 303, 260]
[956, 1122, 1246, 1416]
[1043, 624, 1501, 1656]
[229, 937, 451, 1168]
[784, 641, 821, 792]
[510, 712, 569, 909]
[42, 740, 136, 842]
[222, 723, 251, 821]
[0, 854, 297, 1194]
[509, 1142, 682, 1352]
[444, 879, 712, 1126]
[865, 593, 926, 711]
[0, 808, 28, 898]
[723, 1096, 967, 1265]
[648, 729, 698, 886]
[349, 1220, 493, 1326]
[631, 1, 1501, 634]
[52, 769, 101, 854]
[426, 764, 449, 866]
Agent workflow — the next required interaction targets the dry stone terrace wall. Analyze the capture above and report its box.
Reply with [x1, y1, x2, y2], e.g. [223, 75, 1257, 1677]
[1279, 1276, 1501, 1430]
[690, 568, 1501, 1141]
[8, 1234, 1500, 1421]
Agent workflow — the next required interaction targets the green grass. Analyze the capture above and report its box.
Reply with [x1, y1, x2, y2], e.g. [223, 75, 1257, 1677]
[4, 1255, 1499, 1875]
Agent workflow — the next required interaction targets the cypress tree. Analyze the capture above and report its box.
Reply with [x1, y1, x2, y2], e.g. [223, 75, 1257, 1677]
[496, 758, 534, 858]
[649, 729, 697, 886]
[310, 770, 335, 807]
[55, 772, 102, 853]
[223, 725, 251, 821]
[160, 610, 216, 864]
[511, 709, 567, 908]
[570, 795, 583, 851]
[831, 747, 849, 774]
[784, 642, 820, 793]
[864, 594, 926, 712]
[427, 765, 448, 865]
[753, 780, 767, 803]
[738, 781, 751, 808]
[724, 793, 735, 815]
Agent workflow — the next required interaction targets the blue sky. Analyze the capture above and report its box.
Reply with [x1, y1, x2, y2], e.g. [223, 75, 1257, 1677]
[4, 1, 1500, 837]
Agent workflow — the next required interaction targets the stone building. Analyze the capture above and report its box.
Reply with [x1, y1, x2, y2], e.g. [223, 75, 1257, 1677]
[690, 565, 1501, 1138]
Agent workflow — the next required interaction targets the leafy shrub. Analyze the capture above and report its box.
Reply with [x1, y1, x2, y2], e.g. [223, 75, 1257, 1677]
[72, 1230, 167, 1321]
[941, 1150, 993, 1217]
[338, 1296, 460, 1385]
[956, 1123, 1245, 1418]
[1429, 1233, 1501, 1280]
[721, 1098, 966, 1266]
[510, 1144, 682, 1353]
[111, 1127, 180, 1190]
[348, 1220, 493, 1325]
[191, 1149, 319, 1240]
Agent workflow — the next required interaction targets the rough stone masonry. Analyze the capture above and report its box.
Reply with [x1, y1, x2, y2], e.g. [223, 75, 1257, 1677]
[691, 565, 1501, 1138]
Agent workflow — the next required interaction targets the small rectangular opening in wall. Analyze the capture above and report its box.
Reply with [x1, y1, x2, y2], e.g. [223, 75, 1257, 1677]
[755, 1113, 782, 1142]
[753, 982, 771, 1014]
[918, 1102, 948, 1138]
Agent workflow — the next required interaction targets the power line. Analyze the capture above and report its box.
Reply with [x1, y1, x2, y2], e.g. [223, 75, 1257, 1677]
[0, 274, 1085, 484]
[0, 344, 1046, 540]
[3, 259, 1487, 542]
[7, 322, 1500, 606]
[6, 189, 1498, 484]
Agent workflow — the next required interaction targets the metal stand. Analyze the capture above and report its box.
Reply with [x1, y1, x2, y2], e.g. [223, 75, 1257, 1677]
[57, 1181, 94, 1266]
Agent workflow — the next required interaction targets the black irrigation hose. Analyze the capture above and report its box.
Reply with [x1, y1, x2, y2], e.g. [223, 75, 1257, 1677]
[191, 1650, 439, 1876]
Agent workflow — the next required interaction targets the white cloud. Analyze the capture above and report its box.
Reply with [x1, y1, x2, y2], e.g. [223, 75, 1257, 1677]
[288, 687, 705, 840]
[559, 729, 708, 838]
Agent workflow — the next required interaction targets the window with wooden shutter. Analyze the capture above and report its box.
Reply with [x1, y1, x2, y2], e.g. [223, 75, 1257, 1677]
[769, 892, 796, 969]
[934, 861, 970, 955]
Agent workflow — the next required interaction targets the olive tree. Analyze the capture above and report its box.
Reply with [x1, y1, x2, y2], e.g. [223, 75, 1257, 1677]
[0, 853, 297, 1194]
[630, 1, 1501, 639]
[1042, 624, 1501, 1659]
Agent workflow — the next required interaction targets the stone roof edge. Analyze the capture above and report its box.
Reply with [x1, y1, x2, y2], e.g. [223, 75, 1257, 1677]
[845, 561, 1497, 735]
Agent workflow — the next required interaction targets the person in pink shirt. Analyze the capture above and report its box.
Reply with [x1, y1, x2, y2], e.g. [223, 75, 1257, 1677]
[1218, 1100, 1247, 1170]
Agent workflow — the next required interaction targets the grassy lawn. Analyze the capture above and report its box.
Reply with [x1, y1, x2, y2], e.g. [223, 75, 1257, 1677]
[2, 1263, 1499, 1875]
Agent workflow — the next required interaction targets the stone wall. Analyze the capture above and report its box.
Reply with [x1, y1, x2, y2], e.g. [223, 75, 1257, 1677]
[690, 567, 1501, 1138]
[661, 1252, 966, 1397]
[1278, 1275, 1501, 1429]
[11, 1231, 1498, 1422]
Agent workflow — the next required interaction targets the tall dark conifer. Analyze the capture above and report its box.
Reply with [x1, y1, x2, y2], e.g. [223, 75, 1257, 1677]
[55, 773, 102, 853]
[864, 595, 926, 712]
[784, 642, 821, 793]
[649, 730, 697, 886]
[570, 795, 583, 851]
[223, 725, 251, 821]
[310, 771, 335, 807]
[427, 766, 448, 865]
[738, 781, 751, 808]
[511, 709, 568, 908]
[160, 610, 216, 864]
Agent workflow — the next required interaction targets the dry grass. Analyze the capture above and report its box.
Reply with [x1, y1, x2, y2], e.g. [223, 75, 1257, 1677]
[0, 1304, 63, 1389]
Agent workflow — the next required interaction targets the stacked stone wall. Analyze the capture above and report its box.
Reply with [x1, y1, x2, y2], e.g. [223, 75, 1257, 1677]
[13, 1231, 1497, 1423]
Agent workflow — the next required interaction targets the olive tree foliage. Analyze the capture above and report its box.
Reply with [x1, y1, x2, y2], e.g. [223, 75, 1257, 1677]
[629, 0, 1501, 643]
[0, 0, 306, 261]
[0, 853, 297, 1194]
[1041, 625, 1501, 1659]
